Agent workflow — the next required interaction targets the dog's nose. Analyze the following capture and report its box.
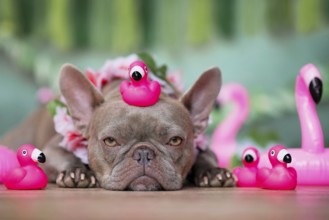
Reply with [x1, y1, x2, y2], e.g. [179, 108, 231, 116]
[133, 147, 155, 165]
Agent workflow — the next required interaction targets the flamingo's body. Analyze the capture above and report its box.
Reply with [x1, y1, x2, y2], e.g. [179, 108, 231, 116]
[259, 64, 329, 185]
[210, 83, 250, 168]
[3, 144, 48, 190]
[233, 147, 259, 187]
[257, 145, 297, 190]
[120, 60, 161, 107]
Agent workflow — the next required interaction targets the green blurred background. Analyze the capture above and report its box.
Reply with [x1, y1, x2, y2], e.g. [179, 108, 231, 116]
[1, 0, 329, 149]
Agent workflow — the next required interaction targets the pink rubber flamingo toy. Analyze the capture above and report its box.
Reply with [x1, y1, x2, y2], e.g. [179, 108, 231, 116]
[210, 83, 250, 168]
[120, 60, 161, 107]
[259, 64, 329, 185]
[257, 145, 297, 190]
[0, 145, 20, 183]
[2, 144, 48, 190]
[233, 147, 260, 187]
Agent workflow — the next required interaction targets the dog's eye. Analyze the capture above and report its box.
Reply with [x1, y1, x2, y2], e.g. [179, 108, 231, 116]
[103, 137, 118, 147]
[168, 136, 183, 146]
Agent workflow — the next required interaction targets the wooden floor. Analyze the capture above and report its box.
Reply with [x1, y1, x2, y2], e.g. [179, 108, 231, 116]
[1, 184, 329, 220]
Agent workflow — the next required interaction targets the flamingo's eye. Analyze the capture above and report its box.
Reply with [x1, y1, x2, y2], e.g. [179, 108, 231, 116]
[270, 150, 275, 156]
[130, 66, 145, 81]
[243, 149, 257, 163]
[22, 150, 27, 156]
[277, 149, 291, 163]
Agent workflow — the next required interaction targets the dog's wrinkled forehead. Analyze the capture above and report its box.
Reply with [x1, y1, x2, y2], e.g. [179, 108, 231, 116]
[89, 96, 193, 141]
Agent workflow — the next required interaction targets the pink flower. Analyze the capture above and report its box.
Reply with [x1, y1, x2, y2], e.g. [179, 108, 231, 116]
[53, 106, 87, 151]
[37, 87, 55, 104]
[54, 106, 75, 135]
[87, 54, 139, 90]
[167, 70, 184, 92]
[194, 134, 209, 151]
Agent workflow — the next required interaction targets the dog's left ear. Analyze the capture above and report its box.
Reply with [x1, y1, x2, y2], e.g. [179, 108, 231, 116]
[181, 67, 221, 136]
[59, 64, 104, 137]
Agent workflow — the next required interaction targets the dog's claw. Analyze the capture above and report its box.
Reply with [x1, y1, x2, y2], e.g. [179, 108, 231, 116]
[199, 176, 209, 187]
[56, 167, 97, 188]
[233, 174, 238, 182]
[56, 172, 65, 187]
[195, 168, 236, 188]
[89, 175, 97, 188]
[217, 173, 223, 181]
[223, 178, 235, 187]
[70, 172, 75, 179]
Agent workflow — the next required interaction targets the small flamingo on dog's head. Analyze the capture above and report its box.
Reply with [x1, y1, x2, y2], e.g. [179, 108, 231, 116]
[120, 60, 161, 107]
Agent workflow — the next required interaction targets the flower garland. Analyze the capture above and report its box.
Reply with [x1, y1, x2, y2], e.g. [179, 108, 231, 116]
[50, 54, 207, 164]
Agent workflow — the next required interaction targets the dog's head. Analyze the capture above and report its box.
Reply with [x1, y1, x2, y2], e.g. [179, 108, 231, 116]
[59, 64, 221, 190]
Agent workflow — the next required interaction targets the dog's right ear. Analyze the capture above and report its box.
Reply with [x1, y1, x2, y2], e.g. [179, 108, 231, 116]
[181, 67, 221, 137]
[59, 64, 104, 137]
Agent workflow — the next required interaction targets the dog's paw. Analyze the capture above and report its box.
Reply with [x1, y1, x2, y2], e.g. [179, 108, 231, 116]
[56, 167, 97, 188]
[195, 168, 236, 187]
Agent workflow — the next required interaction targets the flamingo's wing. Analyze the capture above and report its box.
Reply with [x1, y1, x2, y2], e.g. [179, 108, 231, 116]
[3, 168, 27, 186]
[256, 167, 270, 183]
[288, 167, 298, 180]
[119, 81, 130, 94]
[149, 81, 161, 93]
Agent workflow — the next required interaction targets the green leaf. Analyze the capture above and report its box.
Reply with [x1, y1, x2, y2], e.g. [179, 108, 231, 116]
[137, 52, 157, 73]
[248, 127, 280, 148]
[230, 154, 243, 169]
[156, 64, 167, 79]
[47, 99, 67, 117]
[137, 52, 178, 94]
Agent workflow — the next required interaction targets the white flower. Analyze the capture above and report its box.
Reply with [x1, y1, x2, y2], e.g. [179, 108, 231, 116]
[54, 106, 75, 135]
[73, 147, 89, 164]
[87, 54, 139, 90]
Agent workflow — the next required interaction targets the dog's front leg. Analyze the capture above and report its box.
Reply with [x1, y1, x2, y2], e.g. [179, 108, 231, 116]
[191, 149, 236, 187]
[41, 134, 97, 188]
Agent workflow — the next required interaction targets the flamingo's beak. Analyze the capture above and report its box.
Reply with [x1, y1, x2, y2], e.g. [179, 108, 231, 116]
[31, 148, 46, 163]
[309, 77, 322, 104]
[283, 154, 292, 163]
[37, 153, 46, 163]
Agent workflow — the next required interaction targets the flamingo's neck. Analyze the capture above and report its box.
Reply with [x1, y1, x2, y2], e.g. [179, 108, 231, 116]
[212, 89, 249, 146]
[295, 75, 324, 153]
[132, 79, 148, 87]
[273, 163, 288, 169]
[131, 81, 141, 86]
[19, 161, 37, 167]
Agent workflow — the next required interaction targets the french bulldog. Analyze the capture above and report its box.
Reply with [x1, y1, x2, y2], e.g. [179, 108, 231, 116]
[0, 64, 236, 190]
